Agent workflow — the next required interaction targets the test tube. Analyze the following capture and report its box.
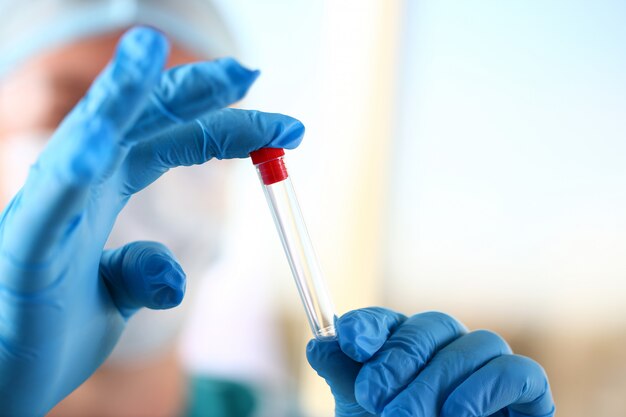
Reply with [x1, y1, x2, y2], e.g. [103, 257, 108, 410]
[250, 148, 337, 340]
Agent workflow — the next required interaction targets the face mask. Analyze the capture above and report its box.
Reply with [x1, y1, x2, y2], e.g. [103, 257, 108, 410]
[0, 132, 230, 361]
[0, 130, 49, 207]
[106, 162, 227, 277]
[0, 131, 227, 270]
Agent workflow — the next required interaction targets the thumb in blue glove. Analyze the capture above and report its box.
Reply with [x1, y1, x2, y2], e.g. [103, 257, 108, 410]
[100, 241, 186, 317]
[307, 307, 555, 417]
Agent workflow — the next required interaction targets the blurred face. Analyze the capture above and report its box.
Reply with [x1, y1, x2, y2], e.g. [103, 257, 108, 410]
[0, 30, 200, 206]
[0, 26, 229, 276]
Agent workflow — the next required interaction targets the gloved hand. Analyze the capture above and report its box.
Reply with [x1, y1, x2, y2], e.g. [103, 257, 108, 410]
[0, 27, 304, 417]
[308, 308, 555, 417]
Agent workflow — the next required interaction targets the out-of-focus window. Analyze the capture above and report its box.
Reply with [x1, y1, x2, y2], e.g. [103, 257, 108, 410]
[384, 2, 626, 416]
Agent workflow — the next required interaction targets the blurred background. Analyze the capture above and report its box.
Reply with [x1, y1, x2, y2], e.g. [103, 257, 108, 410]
[1, 0, 626, 416]
[214, 1, 626, 416]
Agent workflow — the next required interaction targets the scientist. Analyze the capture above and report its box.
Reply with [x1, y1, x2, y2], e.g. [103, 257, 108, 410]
[0, 26, 554, 417]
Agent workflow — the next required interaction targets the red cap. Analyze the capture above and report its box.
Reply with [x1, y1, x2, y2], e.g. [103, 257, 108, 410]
[250, 148, 285, 165]
[250, 148, 288, 185]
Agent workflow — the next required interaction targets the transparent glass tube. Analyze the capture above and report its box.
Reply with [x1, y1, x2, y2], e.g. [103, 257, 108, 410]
[251, 149, 337, 340]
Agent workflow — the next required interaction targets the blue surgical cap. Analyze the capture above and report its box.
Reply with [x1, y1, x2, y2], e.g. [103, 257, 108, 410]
[0, 0, 237, 76]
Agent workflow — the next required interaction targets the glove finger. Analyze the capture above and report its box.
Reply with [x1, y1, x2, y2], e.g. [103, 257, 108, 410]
[353, 311, 467, 414]
[379, 330, 512, 417]
[38, 27, 168, 175]
[124, 58, 260, 144]
[99, 241, 186, 318]
[334, 307, 407, 364]
[441, 355, 555, 417]
[306, 340, 363, 406]
[56, 27, 168, 145]
[121, 108, 305, 194]
[0, 28, 167, 284]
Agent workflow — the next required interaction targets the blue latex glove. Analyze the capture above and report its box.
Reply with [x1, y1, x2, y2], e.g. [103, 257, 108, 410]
[0, 27, 304, 417]
[308, 308, 555, 417]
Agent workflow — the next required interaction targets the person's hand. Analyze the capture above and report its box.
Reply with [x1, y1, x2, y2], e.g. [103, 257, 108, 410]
[0, 27, 304, 417]
[308, 308, 555, 417]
